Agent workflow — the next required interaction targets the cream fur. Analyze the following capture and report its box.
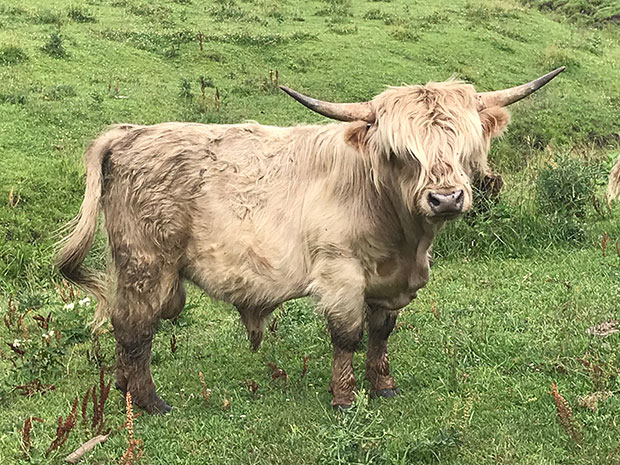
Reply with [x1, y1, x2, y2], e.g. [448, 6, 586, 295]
[57, 80, 510, 327]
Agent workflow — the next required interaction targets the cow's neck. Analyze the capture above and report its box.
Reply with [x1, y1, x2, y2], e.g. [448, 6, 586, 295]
[362, 179, 441, 309]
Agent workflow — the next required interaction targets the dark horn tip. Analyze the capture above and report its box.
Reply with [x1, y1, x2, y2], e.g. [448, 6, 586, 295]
[537, 66, 565, 87]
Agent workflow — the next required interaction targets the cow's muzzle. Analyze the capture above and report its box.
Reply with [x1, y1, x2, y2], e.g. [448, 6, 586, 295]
[428, 189, 464, 215]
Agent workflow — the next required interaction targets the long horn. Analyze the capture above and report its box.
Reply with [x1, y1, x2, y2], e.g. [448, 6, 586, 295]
[280, 85, 375, 122]
[478, 66, 565, 108]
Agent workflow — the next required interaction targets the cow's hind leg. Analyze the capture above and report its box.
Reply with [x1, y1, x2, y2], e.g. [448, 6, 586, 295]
[365, 306, 400, 398]
[112, 271, 178, 414]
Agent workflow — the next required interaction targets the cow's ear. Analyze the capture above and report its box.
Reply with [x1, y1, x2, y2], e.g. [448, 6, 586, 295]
[345, 122, 370, 150]
[479, 107, 510, 139]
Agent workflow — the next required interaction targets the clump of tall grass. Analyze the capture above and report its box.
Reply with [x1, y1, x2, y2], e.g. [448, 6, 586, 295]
[32, 9, 60, 24]
[67, 6, 96, 23]
[0, 45, 28, 65]
[535, 155, 601, 218]
[435, 156, 607, 259]
[42, 33, 66, 58]
[363, 8, 398, 24]
[316, 0, 352, 19]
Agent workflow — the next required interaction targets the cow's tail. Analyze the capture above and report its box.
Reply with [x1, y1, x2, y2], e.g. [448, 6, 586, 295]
[55, 130, 117, 327]
[607, 154, 620, 204]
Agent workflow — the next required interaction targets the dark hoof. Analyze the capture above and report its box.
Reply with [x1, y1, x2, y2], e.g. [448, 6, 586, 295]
[152, 401, 172, 415]
[125, 391, 171, 415]
[144, 396, 172, 415]
[332, 404, 351, 411]
[371, 387, 402, 399]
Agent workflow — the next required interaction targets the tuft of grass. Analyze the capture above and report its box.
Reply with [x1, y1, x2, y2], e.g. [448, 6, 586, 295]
[0, 45, 27, 65]
[178, 77, 192, 100]
[464, 2, 520, 22]
[535, 156, 603, 218]
[328, 23, 358, 35]
[363, 8, 395, 22]
[419, 11, 450, 28]
[32, 9, 60, 24]
[41, 32, 66, 58]
[0, 90, 28, 104]
[127, 3, 172, 20]
[316, 0, 352, 19]
[538, 44, 582, 71]
[208, 0, 247, 21]
[163, 43, 178, 59]
[44, 84, 77, 101]
[67, 6, 96, 23]
[390, 24, 421, 42]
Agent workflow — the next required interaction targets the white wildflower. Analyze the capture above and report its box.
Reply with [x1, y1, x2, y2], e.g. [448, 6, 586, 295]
[49, 330, 54, 337]
[63, 303, 75, 310]
[78, 297, 91, 307]
[12, 339, 20, 347]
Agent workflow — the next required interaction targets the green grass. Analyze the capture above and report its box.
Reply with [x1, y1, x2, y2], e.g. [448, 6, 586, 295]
[0, 0, 619, 463]
[3, 249, 620, 464]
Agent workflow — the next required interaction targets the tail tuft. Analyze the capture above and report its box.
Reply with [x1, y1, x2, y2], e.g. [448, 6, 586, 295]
[54, 128, 124, 327]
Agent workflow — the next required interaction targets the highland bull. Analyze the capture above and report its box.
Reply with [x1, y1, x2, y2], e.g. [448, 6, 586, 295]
[56, 68, 564, 413]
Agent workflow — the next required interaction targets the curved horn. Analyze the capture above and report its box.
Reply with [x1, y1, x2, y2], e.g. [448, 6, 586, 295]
[478, 67, 565, 108]
[280, 85, 375, 122]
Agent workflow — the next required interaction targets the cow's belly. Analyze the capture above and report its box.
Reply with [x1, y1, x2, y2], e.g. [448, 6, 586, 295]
[184, 256, 306, 309]
[183, 230, 308, 309]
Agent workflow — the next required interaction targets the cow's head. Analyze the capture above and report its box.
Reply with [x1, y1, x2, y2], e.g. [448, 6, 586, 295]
[281, 67, 564, 220]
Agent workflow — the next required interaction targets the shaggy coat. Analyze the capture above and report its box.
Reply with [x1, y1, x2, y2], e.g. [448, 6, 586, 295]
[607, 154, 620, 202]
[57, 80, 511, 412]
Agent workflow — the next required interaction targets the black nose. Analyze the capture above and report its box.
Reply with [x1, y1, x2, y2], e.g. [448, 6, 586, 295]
[428, 190, 464, 214]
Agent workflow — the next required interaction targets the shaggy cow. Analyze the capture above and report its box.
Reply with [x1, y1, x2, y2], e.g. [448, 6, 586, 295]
[56, 68, 564, 413]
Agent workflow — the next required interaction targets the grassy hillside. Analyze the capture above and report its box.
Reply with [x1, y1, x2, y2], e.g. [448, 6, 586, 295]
[0, 0, 619, 464]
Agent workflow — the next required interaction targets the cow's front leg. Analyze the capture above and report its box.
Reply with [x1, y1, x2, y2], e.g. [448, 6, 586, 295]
[328, 316, 363, 409]
[316, 259, 365, 409]
[365, 306, 400, 398]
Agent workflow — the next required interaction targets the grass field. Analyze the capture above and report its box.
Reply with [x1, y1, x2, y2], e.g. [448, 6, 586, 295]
[0, 0, 619, 463]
